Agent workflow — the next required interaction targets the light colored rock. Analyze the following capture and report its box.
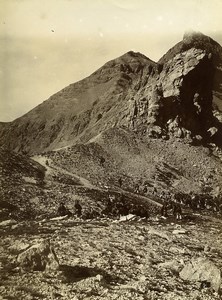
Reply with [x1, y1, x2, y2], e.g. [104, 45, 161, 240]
[169, 246, 187, 254]
[50, 215, 68, 221]
[22, 176, 37, 184]
[119, 214, 136, 221]
[17, 239, 59, 271]
[179, 257, 221, 292]
[0, 219, 17, 227]
[207, 127, 218, 137]
[148, 228, 171, 241]
[172, 229, 187, 235]
[9, 241, 30, 252]
[157, 260, 183, 273]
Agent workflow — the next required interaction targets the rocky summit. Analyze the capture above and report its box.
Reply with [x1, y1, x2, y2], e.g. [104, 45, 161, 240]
[1, 31, 222, 299]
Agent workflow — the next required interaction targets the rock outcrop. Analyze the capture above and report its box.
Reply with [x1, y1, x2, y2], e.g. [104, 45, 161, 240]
[179, 257, 221, 292]
[17, 239, 59, 271]
[128, 47, 221, 143]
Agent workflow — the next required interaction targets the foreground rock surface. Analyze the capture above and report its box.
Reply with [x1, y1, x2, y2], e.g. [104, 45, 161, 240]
[180, 257, 221, 292]
[1, 213, 222, 299]
[17, 239, 59, 271]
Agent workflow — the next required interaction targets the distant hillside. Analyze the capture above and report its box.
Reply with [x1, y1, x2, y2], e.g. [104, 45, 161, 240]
[0, 52, 157, 154]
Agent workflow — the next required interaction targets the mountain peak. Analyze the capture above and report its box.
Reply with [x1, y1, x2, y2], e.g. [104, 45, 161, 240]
[122, 51, 149, 60]
[159, 31, 222, 65]
[116, 50, 155, 65]
[182, 30, 220, 50]
[183, 30, 207, 41]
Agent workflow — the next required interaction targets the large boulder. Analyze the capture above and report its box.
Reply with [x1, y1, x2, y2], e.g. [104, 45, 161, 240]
[17, 239, 59, 271]
[179, 257, 221, 292]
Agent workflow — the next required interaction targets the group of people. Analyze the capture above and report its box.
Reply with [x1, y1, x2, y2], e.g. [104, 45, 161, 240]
[161, 199, 182, 220]
[56, 182, 221, 221]
[57, 200, 82, 217]
[117, 178, 183, 220]
[159, 191, 222, 220]
[104, 193, 150, 219]
[185, 193, 221, 212]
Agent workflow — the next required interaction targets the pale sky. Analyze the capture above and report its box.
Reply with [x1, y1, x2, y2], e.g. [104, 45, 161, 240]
[1, 0, 222, 122]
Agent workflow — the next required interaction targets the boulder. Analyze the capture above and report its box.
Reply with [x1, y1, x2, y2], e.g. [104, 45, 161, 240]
[17, 239, 59, 271]
[157, 260, 183, 273]
[179, 257, 221, 292]
[0, 219, 17, 226]
[172, 229, 187, 235]
[148, 228, 171, 241]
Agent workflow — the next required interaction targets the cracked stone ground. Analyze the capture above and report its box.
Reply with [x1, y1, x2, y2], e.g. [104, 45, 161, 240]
[0, 212, 222, 300]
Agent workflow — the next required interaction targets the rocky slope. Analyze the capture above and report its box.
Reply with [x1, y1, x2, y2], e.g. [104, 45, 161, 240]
[0, 31, 222, 154]
[1, 127, 222, 221]
[46, 127, 222, 196]
[0, 213, 222, 299]
[0, 145, 162, 221]
[0, 51, 156, 154]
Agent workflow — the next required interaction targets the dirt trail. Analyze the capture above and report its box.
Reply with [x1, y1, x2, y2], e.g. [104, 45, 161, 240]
[32, 155, 162, 208]
[32, 155, 94, 189]
[51, 163, 95, 189]
[121, 190, 162, 207]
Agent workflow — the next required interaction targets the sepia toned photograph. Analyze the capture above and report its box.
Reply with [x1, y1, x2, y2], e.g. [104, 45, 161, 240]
[0, 0, 222, 299]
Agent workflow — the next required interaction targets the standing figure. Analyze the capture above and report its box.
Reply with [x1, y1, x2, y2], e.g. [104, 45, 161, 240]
[161, 201, 168, 218]
[74, 200, 82, 217]
[135, 184, 140, 194]
[143, 185, 148, 194]
[172, 201, 182, 220]
[57, 202, 71, 217]
[118, 177, 123, 188]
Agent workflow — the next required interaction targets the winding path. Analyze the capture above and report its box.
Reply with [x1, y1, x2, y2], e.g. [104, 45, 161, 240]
[32, 155, 161, 207]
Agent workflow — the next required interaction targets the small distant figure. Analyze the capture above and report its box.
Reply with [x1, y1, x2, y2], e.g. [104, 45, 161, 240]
[57, 202, 71, 217]
[143, 185, 148, 194]
[46, 160, 49, 166]
[172, 201, 182, 220]
[74, 200, 82, 217]
[152, 186, 157, 195]
[118, 177, 123, 188]
[100, 157, 105, 166]
[161, 201, 168, 218]
[160, 191, 165, 200]
[135, 184, 139, 194]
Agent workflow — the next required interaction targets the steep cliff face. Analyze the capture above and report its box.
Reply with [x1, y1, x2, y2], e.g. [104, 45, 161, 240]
[159, 31, 222, 112]
[0, 32, 222, 154]
[127, 47, 221, 143]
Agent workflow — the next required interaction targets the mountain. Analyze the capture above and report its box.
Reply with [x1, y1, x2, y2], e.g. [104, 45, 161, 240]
[1, 32, 222, 300]
[1, 32, 222, 219]
[0, 51, 157, 154]
[1, 31, 222, 154]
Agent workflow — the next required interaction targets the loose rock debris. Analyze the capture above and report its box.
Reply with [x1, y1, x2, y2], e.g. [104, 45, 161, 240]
[0, 214, 222, 299]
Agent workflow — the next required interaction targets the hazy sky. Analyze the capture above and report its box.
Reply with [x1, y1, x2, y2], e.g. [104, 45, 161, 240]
[1, 0, 222, 122]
